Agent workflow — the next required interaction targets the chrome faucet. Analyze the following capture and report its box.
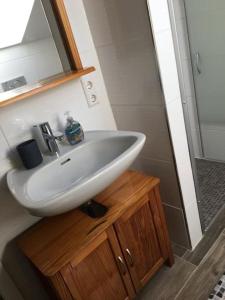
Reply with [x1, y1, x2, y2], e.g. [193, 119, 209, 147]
[39, 122, 60, 156]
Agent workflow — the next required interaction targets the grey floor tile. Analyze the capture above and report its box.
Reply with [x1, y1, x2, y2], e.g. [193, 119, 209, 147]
[137, 256, 196, 300]
[172, 243, 188, 257]
[195, 159, 225, 230]
[184, 204, 225, 266]
[176, 234, 225, 300]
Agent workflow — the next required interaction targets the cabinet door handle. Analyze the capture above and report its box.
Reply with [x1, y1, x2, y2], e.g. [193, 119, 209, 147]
[117, 256, 127, 275]
[125, 248, 134, 267]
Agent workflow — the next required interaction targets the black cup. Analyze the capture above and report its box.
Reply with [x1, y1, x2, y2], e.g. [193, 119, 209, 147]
[17, 139, 43, 170]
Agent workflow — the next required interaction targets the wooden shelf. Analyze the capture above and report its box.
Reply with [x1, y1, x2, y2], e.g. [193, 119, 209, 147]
[0, 67, 95, 108]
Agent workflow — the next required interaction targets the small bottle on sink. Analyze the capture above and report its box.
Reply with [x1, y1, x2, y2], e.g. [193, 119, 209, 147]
[64, 112, 84, 145]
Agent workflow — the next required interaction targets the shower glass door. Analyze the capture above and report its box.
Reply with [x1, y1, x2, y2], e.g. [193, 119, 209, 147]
[184, 0, 225, 231]
[185, 0, 225, 161]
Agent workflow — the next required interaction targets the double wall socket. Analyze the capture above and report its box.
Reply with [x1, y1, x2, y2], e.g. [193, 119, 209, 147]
[81, 74, 99, 107]
[1, 76, 27, 92]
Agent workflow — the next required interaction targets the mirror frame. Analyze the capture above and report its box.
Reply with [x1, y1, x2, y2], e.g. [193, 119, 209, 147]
[0, 0, 95, 107]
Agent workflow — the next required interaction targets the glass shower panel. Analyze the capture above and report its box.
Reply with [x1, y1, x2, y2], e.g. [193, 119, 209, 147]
[185, 0, 225, 161]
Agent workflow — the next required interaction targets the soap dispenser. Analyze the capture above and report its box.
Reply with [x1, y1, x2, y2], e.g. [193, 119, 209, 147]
[64, 112, 84, 145]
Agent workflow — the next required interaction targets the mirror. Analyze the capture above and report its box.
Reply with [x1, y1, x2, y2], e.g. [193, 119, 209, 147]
[0, 0, 94, 105]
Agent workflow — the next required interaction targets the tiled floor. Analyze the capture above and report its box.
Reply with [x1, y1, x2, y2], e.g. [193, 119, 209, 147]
[137, 205, 225, 300]
[196, 159, 225, 231]
[137, 256, 195, 300]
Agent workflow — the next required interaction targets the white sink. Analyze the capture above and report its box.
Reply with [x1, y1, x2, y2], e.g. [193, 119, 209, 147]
[7, 130, 146, 216]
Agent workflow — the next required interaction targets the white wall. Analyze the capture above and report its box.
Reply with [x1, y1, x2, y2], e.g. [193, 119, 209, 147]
[0, 0, 116, 298]
[83, 0, 190, 248]
[148, 0, 202, 248]
[0, 38, 63, 93]
[22, 0, 52, 44]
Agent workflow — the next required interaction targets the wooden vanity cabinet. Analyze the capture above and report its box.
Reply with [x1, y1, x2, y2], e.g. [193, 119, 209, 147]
[59, 227, 135, 300]
[115, 191, 170, 292]
[19, 171, 174, 300]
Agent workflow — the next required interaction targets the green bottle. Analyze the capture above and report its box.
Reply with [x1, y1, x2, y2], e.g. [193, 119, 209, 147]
[64, 112, 84, 145]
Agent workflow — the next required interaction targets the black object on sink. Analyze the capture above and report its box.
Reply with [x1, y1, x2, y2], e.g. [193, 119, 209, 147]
[80, 200, 108, 218]
[17, 139, 43, 170]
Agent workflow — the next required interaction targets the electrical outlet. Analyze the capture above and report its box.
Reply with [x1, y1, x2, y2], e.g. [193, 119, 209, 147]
[81, 75, 99, 107]
[1, 76, 27, 92]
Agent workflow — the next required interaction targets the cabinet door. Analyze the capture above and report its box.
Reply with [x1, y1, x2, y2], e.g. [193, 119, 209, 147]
[114, 193, 165, 291]
[60, 227, 135, 300]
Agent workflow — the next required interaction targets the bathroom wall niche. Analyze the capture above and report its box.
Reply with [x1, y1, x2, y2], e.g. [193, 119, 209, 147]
[0, 0, 95, 107]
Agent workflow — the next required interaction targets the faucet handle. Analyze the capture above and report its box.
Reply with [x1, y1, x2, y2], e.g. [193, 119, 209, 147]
[38, 122, 60, 156]
[40, 122, 53, 136]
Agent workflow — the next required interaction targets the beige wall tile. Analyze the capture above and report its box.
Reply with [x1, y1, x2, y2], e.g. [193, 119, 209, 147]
[112, 106, 168, 133]
[138, 157, 182, 209]
[163, 204, 190, 248]
[84, 0, 190, 248]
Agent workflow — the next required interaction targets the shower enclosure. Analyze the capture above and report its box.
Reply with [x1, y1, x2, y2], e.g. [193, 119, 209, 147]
[185, 1, 225, 161]
[183, 0, 225, 230]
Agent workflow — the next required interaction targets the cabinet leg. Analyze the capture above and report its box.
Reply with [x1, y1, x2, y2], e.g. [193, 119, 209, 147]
[165, 252, 175, 267]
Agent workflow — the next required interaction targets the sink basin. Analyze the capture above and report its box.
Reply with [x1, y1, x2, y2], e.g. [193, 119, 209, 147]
[7, 130, 146, 216]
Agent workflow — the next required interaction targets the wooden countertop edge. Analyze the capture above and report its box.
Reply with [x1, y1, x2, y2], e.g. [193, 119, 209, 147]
[18, 171, 160, 277]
